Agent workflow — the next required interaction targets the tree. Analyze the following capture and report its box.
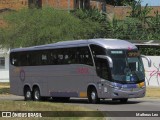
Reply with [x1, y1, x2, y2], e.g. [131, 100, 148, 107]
[128, 0, 152, 27]
[0, 7, 101, 48]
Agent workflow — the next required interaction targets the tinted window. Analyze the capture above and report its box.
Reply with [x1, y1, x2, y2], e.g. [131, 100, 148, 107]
[78, 47, 93, 66]
[10, 46, 93, 66]
[95, 58, 111, 80]
[90, 44, 106, 58]
[10, 52, 21, 66]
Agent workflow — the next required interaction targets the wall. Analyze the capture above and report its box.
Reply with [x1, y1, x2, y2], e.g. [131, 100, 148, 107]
[0, 70, 9, 82]
[1, 1, 160, 18]
[142, 56, 160, 86]
[0, 49, 9, 82]
[0, 0, 28, 10]
[107, 6, 160, 20]
[90, 0, 106, 12]
[42, 0, 75, 10]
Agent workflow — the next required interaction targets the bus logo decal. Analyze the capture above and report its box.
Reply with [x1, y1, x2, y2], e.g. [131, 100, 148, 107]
[19, 69, 25, 81]
[77, 67, 89, 74]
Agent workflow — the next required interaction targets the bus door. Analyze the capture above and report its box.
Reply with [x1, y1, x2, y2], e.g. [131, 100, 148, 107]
[95, 58, 112, 98]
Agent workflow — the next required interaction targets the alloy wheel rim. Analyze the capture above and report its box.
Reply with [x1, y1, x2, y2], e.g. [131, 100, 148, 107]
[35, 91, 40, 100]
[26, 91, 31, 98]
[91, 92, 96, 100]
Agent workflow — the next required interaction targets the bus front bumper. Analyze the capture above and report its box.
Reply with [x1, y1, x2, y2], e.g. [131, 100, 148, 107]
[111, 87, 146, 98]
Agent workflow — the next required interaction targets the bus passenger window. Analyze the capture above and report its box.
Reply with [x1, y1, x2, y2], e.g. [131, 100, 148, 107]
[78, 47, 93, 66]
[11, 57, 18, 66]
[50, 50, 58, 65]
[10, 53, 19, 66]
[64, 54, 69, 64]
[41, 54, 48, 65]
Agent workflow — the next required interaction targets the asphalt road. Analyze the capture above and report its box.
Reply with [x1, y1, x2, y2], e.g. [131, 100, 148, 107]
[0, 95, 160, 120]
[66, 98, 160, 120]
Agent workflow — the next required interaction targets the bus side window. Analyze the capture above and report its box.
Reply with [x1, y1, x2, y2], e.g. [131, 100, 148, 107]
[11, 52, 29, 66]
[49, 49, 58, 65]
[78, 47, 93, 66]
[68, 48, 78, 64]
[95, 58, 110, 80]
[90, 44, 106, 58]
[63, 48, 70, 64]
[50, 48, 75, 65]
[20, 52, 32, 66]
[29, 51, 37, 66]
[56, 49, 64, 65]
[10, 53, 19, 66]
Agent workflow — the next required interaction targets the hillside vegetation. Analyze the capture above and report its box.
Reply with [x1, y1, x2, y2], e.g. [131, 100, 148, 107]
[0, 7, 101, 48]
[0, 0, 160, 49]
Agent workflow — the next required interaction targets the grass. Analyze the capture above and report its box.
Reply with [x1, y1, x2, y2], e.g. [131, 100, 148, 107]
[0, 83, 159, 119]
[0, 101, 104, 120]
[145, 86, 160, 98]
[0, 87, 9, 94]
[0, 82, 10, 95]
[0, 101, 89, 111]
[0, 82, 9, 87]
[0, 83, 104, 120]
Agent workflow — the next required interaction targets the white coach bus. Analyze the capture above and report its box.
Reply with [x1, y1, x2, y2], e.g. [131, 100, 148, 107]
[9, 38, 151, 103]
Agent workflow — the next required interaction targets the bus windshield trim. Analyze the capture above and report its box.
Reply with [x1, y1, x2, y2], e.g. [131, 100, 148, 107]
[96, 55, 113, 68]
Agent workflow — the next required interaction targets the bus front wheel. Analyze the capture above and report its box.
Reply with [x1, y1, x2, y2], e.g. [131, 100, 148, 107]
[33, 87, 41, 101]
[24, 87, 32, 101]
[88, 88, 100, 104]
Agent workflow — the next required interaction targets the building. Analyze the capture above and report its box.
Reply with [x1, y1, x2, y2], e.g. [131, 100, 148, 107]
[0, 48, 9, 82]
[1, 0, 160, 20]
[0, 0, 106, 12]
[0, 0, 28, 10]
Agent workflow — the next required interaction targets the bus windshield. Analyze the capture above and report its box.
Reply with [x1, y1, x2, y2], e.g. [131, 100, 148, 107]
[109, 50, 145, 84]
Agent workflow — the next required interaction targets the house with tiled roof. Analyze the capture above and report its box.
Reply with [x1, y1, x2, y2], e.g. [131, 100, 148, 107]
[1, 0, 160, 19]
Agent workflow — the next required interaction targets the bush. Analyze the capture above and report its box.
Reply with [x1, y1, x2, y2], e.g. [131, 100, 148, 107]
[0, 7, 101, 48]
[71, 8, 107, 23]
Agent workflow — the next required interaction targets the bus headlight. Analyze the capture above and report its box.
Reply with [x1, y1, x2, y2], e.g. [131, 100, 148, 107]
[138, 82, 145, 88]
[114, 86, 122, 90]
[113, 83, 122, 90]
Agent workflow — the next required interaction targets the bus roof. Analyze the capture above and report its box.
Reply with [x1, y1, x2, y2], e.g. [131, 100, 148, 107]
[10, 38, 137, 52]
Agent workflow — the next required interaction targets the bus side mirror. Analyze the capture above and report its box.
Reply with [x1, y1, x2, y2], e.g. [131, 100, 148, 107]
[141, 55, 152, 67]
[96, 55, 113, 68]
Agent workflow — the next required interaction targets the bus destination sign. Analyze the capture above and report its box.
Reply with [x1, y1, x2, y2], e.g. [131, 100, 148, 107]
[127, 51, 140, 57]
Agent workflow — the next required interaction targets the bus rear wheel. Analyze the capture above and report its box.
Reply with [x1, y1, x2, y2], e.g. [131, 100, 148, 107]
[33, 87, 41, 101]
[24, 87, 32, 101]
[88, 88, 100, 104]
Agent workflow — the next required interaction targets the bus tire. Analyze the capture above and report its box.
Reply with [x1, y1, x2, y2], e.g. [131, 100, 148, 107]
[120, 98, 128, 103]
[24, 87, 32, 101]
[33, 87, 41, 101]
[88, 88, 100, 104]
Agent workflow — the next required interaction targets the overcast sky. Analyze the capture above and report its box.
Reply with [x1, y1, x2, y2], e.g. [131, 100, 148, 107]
[141, 0, 160, 6]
